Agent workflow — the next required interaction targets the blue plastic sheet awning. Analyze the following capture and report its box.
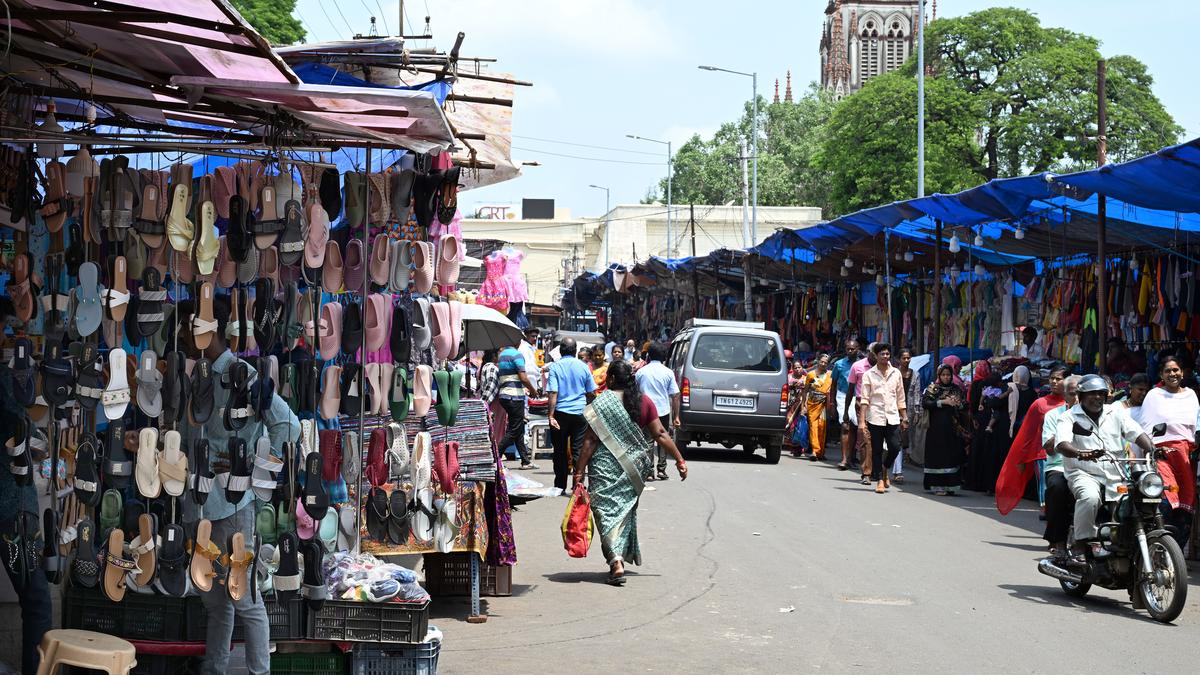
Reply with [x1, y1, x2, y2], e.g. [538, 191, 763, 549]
[1056, 138, 1200, 214]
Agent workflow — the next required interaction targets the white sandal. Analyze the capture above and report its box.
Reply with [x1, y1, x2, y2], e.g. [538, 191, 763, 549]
[135, 427, 161, 498]
[101, 348, 131, 421]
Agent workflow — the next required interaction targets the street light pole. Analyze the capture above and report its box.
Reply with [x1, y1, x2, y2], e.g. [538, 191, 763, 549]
[700, 65, 758, 247]
[589, 184, 610, 268]
[626, 134, 673, 257]
[917, 0, 926, 198]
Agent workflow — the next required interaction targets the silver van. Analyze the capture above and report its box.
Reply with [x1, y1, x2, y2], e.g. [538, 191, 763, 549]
[667, 319, 788, 463]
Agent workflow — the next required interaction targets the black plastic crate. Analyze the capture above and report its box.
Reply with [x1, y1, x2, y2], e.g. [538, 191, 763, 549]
[423, 553, 511, 597]
[307, 599, 430, 644]
[185, 595, 305, 641]
[351, 641, 440, 675]
[270, 651, 348, 675]
[63, 586, 189, 641]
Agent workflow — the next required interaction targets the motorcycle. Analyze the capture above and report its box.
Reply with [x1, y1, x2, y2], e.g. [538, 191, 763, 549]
[1036, 423, 1189, 623]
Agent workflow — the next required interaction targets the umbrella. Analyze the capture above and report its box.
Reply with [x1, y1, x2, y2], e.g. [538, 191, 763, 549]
[459, 303, 523, 350]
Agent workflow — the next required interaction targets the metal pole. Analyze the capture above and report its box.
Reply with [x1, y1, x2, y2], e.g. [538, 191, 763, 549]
[740, 141, 753, 320]
[917, 0, 926, 197]
[884, 230, 894, 343]
[604, 189, 610, 267]
[1097, 58, 1108, 376]
[690, 203, 700, 315]
[750, 72, 759, 247]
[355, 143, 372, 556]
[666, 141, 673, 257]
[933, 219, 943, 368]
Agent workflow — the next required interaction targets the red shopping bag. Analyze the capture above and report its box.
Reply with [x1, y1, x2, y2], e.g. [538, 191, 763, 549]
[561, 483, 594, 558]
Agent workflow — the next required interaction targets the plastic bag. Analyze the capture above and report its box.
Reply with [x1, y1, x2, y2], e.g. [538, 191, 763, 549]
[791, 415, 810, 450]
[561, 483, 593, 558]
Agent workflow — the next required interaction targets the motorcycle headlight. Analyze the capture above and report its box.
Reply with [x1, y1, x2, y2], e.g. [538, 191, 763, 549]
[1138, 473, 1164, 499]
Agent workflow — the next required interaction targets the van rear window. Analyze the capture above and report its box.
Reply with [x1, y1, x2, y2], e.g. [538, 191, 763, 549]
[691, 335, 781, 372]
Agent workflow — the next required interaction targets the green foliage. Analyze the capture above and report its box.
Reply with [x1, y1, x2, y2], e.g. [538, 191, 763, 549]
[230, 0, 306, 46]
[818, 71, 984, 215]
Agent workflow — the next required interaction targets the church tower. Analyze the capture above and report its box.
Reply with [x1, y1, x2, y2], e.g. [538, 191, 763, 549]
[820, 1, 921, 98]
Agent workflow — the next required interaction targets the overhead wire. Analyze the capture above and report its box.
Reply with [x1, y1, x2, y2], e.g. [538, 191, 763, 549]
[511, 146, 664, 166]
[331, 2, 357, 36]
[512, 134, 664, 156]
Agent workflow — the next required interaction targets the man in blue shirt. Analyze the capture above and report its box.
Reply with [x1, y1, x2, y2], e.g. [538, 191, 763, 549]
[547, 337, 597, 492]
[179, 295, 299, 675]
[497, 344, 539, 469]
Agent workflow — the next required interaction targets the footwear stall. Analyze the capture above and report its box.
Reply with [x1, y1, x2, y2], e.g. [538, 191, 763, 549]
[1, 2, 523, 672]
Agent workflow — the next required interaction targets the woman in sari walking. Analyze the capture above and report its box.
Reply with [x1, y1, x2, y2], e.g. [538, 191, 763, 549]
[574, 360, 687, 585]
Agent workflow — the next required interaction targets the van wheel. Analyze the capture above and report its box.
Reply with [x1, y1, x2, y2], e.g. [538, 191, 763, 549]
[765, 442, 782, 464]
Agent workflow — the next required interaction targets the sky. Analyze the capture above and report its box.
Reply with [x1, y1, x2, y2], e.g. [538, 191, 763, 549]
[294, 0, 1200, 221]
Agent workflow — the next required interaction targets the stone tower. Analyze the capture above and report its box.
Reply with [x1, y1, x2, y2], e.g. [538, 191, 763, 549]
[820, 0, 921, 98]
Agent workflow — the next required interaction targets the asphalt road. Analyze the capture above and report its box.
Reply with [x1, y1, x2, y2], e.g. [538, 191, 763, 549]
[433, 443, 1199, 674]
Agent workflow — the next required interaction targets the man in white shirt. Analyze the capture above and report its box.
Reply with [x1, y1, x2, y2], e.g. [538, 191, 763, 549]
[857, 343, 907, 494]
[636, 342, 680, 481]
[1055, 374, 1154, 561]
[1041, 371, 1077, 559]
[518, 327, 542, 393]
[1019, 326, 1045, 361]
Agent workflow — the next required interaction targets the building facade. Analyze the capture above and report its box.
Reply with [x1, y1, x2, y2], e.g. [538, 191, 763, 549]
[820, 0, 922, 98]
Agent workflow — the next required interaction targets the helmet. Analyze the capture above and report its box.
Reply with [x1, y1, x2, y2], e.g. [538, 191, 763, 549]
[1077, 374, 1109, 394]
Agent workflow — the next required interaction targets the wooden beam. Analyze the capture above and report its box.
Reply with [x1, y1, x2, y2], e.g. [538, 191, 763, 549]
[445, 94, 513, 107]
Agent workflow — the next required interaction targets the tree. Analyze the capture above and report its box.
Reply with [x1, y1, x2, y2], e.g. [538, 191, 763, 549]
[659, 85, 838, 214]
[818, 71, 985, 215]
[230, 0, 306, 46]
[919, 7, 1181, 177]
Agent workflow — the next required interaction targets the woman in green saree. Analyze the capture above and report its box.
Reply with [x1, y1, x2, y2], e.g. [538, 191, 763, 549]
[574, 360, 687, 585]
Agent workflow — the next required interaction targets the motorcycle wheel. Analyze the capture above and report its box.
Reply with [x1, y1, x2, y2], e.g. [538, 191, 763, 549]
[1138, 534, 1188, 623]
[1060, 579, 1092, 598]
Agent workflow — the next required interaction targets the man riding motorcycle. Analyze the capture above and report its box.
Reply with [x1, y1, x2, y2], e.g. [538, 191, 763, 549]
[1054, 374, 1156, 563]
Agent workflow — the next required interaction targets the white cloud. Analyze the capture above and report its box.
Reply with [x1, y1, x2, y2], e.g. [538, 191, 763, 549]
[400, 0, 679, 60]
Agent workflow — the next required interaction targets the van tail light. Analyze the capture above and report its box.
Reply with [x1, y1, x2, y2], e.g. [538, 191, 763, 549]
[779, 387, 788, 413]
[681, 378, 690, 407]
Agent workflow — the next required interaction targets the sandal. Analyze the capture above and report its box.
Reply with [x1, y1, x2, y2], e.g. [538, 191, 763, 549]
[135, 427, 162, 499]
[301, 452, 330, 522]
[155, 523, 189, 597]
[253, 183, 283, 249]
[189, 519, 222, 593]
[302, 203, 330, 281]
[104, 420, 133, 488]
[189, 357, 215, 424]
[73, 435, 102, 507]
[133, 169, 168, 248]
[162, 350, 190, 425]
[191, 438, 214, 506]
[11, 337, 36, 406]
[225, 437, 252, 504]
[128, 513, 157, 588]
[253, 278, 279, 352]
[274, 532, 301, 601]
[366, 487, 389, 541]
[299, 539, 327, 611]
[251, 435, 282, 502]
[257, 504, 278, 547]
[71, 518, 100, 589]
[278, 199, 304, 266]
[103, 255, 131, 322]
[43, 507, 64, 584]
[223, 361, 253, 431]
[227, 194, 251, 263]
[135, 350, 164, 418]
[437, 166, 461, 224]
[159, 430, 188, 497]
[387, 489, 410, 545]
[226, 532, 254, 602]
[101, 347, 131, 421]
[102, 528, 136, 602]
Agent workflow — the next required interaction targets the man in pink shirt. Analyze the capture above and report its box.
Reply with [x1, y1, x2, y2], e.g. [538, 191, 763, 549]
[843, 344, 876, 482]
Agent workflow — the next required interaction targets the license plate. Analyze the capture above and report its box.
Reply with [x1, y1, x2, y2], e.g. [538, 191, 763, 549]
[715, 396, 755, 409]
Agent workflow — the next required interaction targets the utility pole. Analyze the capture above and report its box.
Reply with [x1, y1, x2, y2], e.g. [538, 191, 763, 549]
[740, 141, 753, 321]
[1096, 59, 1108, 376]
[933, 219, 943, 368]
[690, 203, 700, 316]
[917, 0, 926, 198]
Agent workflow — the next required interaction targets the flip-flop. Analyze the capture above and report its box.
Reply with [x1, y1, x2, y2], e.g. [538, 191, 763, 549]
[434, 497, 458, 554]
[11, 337, 36, 406]
[101, 347, 131, 421]
[303, 203, 330, 281]
[366, 487, 389, 541]
[322, 240, 344, 293]
[301, 453, 329, 522]
[252, 434, 282, 502]
[73, 435, 102, 506]
[389, 239, 411, 293]
[274, 532, 301, 601]
[154, 523, 188, 597]
[227, 194, 251, 264]
[369, 233, 391, 288]
[344, 238, 365, 293]
[189, 357, 214, 424]
[75, 262, 103, 337]
[135, 426, 162, 498]
[337, 503, 359, 551]
[159, 429, 188, 497]
[103, 255, 131, 322]
[253, 278, 279, 352]
[102, 528, 135, 602]
[189, 519, 221, 593]
[191, 438, 213, 506]
[225, 437, 252, 504]
[412, 240, 434, 294]
[413, 365, 433, 418]
[226, 532, 254, 602]
[223, 360, 253, 431]
[412, 297, 432, 351]
[161, 350, 189, 425]
[411, 487, 437, 546]
[134, 350, 163, 418]
[436, 233, 462, 287]
[317, 509, 338, 553]
[279, 199, 305, 266]
[128, 513, 157, 588]
[319, 364, 343, 420]
[299, 539, 327, 611]
[387, 489, 410, 545]
[71, 518, 100, 589]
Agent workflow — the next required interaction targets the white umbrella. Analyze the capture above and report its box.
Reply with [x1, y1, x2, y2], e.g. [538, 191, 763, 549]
[459, 303, 524, 350]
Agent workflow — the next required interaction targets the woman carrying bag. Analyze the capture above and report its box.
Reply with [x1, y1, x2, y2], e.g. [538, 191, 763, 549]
[573, 361, 687, 585]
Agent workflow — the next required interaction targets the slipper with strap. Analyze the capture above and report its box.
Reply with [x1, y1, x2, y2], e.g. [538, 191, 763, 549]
[135, 350, 163, 418]
[189, 357, 215, 424]
[189, 519, 222, 593]
[279, 199, 305, 266]
[71, 518, 100, 589]
[274, 532, 301, 601]
[434, 497, 458, 554]
[300, 539, 328, 611]
[194, 200, 220, 276]
[412, 487, 437, 546]
[103, 255, 131, 322]
[192, 281, 218, 351]
[104, 420, 133, 488]
[134, 169, 168, 249]
[98, 487, 123, 535]
[225, 437, 252, 504]
[437, 166, 461, 224]
[135, 427, 162, 498]
[253, 278, 279, 352]
[159, 430, 188, 498]
[253, 184, 283, 249]
[128, 513, 157, 588]
[228, 194, 251, 264]
[366, 487, 389, 541]
[318, 509, 338, 553]
[387, 489, 410, 545]
[136, 267, 168, 337]
[251, 435, 282, 502]
[76, 262, 103, 337]
[40, 160, 72, 232]
[10, 337, 36, 407]
[161, 351, 189, 426]
[101, 348, 131, 421]
[302, 204, 330, 286]
[7, 252, 37, 323]
[154, 523, 188, 598]
[301, 452, 330, 522]
[223, 361, 253, 431]
[73, 435, 102, 507]
[296, 496, 316, 541]
[216, 235, 238, 289]
[102, 528, 135, 602]
[226, 532, 254, 602]
[259, 245, 280, 287]
[165, 181, 194, 253]
[191, 438, 213, 506]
